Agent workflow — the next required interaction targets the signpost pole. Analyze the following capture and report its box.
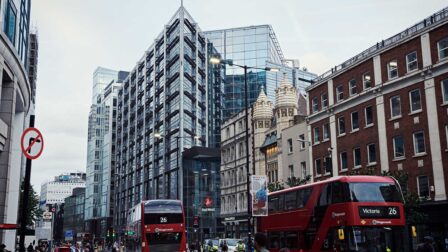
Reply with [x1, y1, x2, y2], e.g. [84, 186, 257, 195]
[50, 212, 54, 252]
[19, 115, 34, 252]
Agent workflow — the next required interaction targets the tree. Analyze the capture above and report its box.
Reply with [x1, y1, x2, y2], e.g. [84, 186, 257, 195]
[18, 181, 43, 227]
[286, 175, 311, 187]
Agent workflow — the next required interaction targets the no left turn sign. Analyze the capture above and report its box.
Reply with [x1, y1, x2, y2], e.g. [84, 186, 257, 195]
[20, 127, 44, 160]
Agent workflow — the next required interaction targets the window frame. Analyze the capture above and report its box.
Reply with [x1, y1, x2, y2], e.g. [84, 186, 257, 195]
[417, 175, 430, 198]
[314, 158, 321, 176]
[406, 51, 418, 72]
[390, 95, 402, 119]
[446, 125, 448, 150]
[353, 147, 361, 168]
[321, 93, 328, 109]
[312, 97, 318, 113]
[349, 79, 357, 96]
[338, 116, 345, 136]
[323, 123, 330, 141]
[393, 135, 405, 159]
[438, 37, 448, 60]
[4, 0, 17, 45]
[298, 134, 306, 150]
[367, 143, 377, 165]
[313, 127, 320, 144]
[442, 79, 448, 105]
[409, 89, 422, 113]
[351, 111, 359, 132]
[336, 85, 344, 102]
[287, 138, 293, 153]
[413, 131, 426, 155]
[339, 152, 348, 171]
[365, 106, 374, 127]
[387, 60, 398, 80]
[363, 72, 372, 90]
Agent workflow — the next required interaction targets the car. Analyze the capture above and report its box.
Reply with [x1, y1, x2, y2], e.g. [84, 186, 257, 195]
[218, 238, 242, 252]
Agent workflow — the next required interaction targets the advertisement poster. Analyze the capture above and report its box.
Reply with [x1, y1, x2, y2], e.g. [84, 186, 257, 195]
[251, 175, 268, 216]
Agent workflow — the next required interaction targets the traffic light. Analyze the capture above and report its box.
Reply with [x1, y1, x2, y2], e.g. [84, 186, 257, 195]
[411, 226, 417, 237]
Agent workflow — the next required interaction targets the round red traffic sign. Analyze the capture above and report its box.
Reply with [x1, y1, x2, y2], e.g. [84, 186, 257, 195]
[20, 127, 44, 160]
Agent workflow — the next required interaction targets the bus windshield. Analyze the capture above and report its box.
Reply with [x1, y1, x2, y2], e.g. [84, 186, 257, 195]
[147, 232, 183, 251]
[349, 182, 402, 202]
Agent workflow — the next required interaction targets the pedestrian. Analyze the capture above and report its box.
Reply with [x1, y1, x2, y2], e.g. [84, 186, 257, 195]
[416, 236, 435, 252]
[254, 233, 269, 252]
[236, 240, 245, 252]
[27, 243, 34, 252]
[221, 240, 228, 252]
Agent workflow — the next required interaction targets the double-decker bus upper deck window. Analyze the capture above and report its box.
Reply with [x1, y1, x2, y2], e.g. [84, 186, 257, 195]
[144, 200, 184, 224]
[278, 194, 285, 211]
[285, 191, 297, 210]
[268, 196, 279, 213]
[349, 182, 402, 202]
[332, 182, 349, 204]
[302, 188, 312, 207]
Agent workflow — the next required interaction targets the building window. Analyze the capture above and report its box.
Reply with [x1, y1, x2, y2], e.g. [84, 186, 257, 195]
[365, 106, 373, 126]
[393, 136, 405, 159]
[363, 73, 372, 89]
[438, 38, 448, 60]
[287, 139, 293, 153]
[387, 60, 398, 80]
[409, 89, 422, 113]
[351, 111, 359, 131]
[340, 152, 348, 171]
[353, 147, 361, 168]
[406, 51, 418, 72]
[338, 117, 345, 135]
[413, 131, 426, 155]
[417, 175, 430, 198]
[315, 159, 321, 176]
[312, 97, 318, 113]
[288, 165, 294, 178]
[313, 127, 320, 144]
[446, 125, 448, 149]
[298, 134, 306, 150]
[349, 79, 357, 96]
[3, 1, 17, 44]
[442, 79, 448, 104]
[301, 162, 307, 178]
[390, 95, 401, 118]
[336, 85, 344, 102]
[323, 123, 330, 141]
[367, 144, 376, 164]
[321, 93, 328, 109]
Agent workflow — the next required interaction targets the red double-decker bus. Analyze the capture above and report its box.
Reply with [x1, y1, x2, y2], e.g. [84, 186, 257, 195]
[258, 176, 405, 251]
[125, 199, 187, 252]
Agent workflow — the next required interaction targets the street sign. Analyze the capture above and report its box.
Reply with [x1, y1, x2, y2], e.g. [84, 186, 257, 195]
[20, 127, 44, 160]
[42, 211, 52, 220]
[65, 230, 74, 241]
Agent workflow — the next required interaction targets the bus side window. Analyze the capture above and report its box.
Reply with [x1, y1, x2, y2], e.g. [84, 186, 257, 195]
[319, 184, 332, 206]
[268, 196, 279, 213]
[278, 194, 285, 211]
[332, 182, 348, 204]
[285, 191, 297, 210]
[302, 188, 312, 207]
[268, 232, 282, 249]
[297, 190, 304, 208]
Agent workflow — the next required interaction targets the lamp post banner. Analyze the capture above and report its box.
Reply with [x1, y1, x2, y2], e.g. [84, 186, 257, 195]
[251, 175, 268, 216]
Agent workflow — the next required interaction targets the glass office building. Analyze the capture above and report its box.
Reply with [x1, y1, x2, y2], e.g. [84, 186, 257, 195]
[85, 67, 128, 238]
[204, 25, 296, 120]
[114, 6, 223, 234]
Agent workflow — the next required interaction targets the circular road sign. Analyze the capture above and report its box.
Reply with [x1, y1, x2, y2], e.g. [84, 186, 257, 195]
[20, 127, 44, 160]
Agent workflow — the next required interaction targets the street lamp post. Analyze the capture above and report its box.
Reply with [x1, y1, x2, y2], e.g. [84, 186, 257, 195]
[210, 56, 279, 242]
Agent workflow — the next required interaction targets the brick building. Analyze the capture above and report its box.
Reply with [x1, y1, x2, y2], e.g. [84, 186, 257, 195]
[306, 7, 448, 243]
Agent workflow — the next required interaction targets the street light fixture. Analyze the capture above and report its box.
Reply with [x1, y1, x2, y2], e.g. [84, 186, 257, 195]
[210, 55, 279, 242]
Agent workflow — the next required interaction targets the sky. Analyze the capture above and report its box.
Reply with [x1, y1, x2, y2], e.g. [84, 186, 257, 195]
[29, 0, 448, 192]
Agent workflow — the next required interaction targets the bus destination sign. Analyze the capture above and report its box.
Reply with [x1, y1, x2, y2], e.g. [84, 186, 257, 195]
[358, 206, 400, 219]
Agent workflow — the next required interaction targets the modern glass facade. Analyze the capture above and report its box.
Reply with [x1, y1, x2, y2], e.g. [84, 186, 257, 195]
[204, 25, 296, 120]
[114, 6, 216, 234]
[182, 147, 222, 244]
[85, 67, 127, 238]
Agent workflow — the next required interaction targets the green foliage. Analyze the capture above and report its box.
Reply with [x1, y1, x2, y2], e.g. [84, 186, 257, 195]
[19, 181, 43, 227]
[268, 176, 311, 192]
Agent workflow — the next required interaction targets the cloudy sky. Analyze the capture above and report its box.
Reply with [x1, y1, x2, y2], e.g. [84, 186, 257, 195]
[29, 0, 447, 191]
